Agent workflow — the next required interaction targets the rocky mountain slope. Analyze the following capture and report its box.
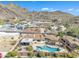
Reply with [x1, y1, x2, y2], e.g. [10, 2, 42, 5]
[30, 11, 74, 23]
[0, 3, 28, 21]
[0, 3, 78, 25]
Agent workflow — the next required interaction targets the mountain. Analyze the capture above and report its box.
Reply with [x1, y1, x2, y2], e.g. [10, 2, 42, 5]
[69, 16, 79, 27]
[0, 3, 28, 22]
[29, 11, 74, 24]
[0, 3, 77, 25]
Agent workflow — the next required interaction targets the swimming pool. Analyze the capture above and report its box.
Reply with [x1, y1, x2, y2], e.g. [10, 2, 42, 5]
[36, 45, 60, 52]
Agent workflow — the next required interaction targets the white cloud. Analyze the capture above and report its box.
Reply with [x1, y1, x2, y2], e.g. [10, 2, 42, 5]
[41, 8, 79, 13]
[41, 8, 49, 11]
[41, 8, 58, 12]
[68, 8, 74, 11]
[67, 8, 79, 12]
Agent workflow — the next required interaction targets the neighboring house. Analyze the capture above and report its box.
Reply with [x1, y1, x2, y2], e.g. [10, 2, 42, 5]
[51, 25, 58, 31]
[58, 25, 66, 32]
[51, 25, 66, 32]
[1, 23, 15, 30]
[16, 23, 28, 30]
[40, 28, 45, 33]
[16, 24, 24, 30]
[26, 21, 37, 27]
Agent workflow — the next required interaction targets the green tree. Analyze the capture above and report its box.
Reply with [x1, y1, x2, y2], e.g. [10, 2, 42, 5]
[64, 23, 70, 28]
[0, 19, 4, 25]
[67, 53, 76, 58]
[38, 52, 46, 57]
[72, 28, 79, 35]
[28, 51, 34, 58]
[76, 46, 79, 50]
[5, 51, 17, 57]
[52, 53, 57, 57]
[58, 31, 65, 37]
[26, 45, 33, 51]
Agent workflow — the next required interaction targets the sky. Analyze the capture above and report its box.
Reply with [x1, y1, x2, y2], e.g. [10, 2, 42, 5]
[0, 1, 79, 15]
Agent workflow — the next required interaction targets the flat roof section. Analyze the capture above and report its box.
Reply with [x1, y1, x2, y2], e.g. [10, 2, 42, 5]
[21, 38, 33, 43]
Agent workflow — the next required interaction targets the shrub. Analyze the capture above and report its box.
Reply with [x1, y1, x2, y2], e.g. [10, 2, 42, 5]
[26, 45, 33, 51]
[5, 51, 17, 57]
[37, 52, 46, 57]
[76, 46, 79, 50]
[67, 53, 76, 58]
[58, 31, 65, 37]
[51, 53, 57, 57]
[28, 51, 34, 58]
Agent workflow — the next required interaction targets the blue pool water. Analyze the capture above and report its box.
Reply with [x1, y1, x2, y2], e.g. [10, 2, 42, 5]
[36, 46, 60, 52]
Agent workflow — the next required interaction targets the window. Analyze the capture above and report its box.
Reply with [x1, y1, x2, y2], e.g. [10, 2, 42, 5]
[37, 40, 41, 42]
[20, 42, 30, 46]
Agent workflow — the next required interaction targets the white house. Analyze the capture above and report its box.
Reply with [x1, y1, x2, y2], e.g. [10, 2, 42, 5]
[51, 25, 58, 30]
[59, 25, 66, 31]
[20, 38, 33, 46]
[51, 25, 66, 32]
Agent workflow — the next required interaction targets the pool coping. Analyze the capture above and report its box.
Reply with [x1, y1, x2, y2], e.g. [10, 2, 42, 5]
[32, 45, 66, 53]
